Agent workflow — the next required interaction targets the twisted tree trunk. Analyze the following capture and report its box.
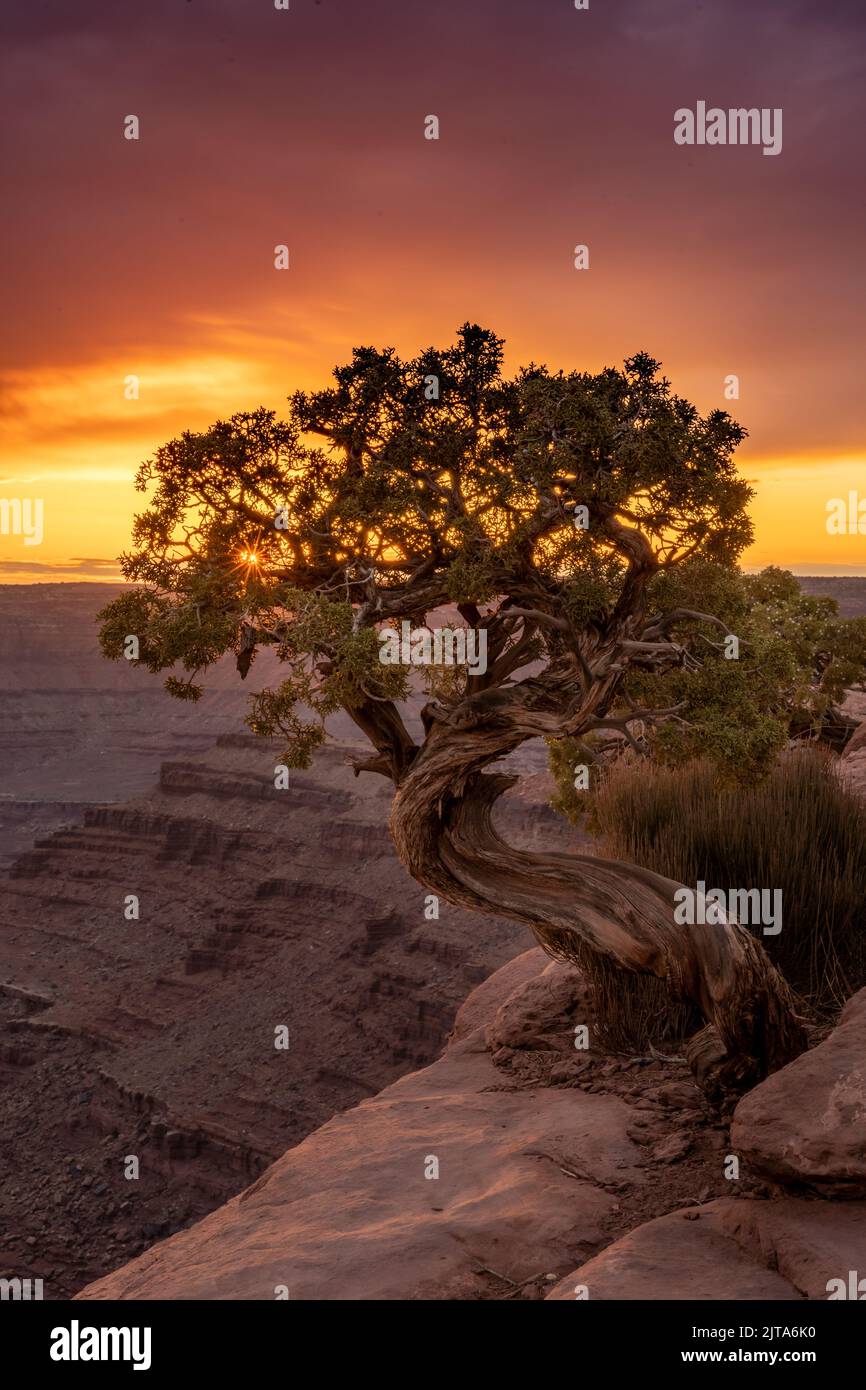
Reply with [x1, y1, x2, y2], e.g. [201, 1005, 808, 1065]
[389, 717, 808, 1097]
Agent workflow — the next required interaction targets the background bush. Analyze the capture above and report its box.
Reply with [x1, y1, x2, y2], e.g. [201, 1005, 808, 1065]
[587, 750, 866, 1011]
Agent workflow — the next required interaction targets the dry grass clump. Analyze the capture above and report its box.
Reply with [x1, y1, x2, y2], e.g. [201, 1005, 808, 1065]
[591, 749, 866, 1012]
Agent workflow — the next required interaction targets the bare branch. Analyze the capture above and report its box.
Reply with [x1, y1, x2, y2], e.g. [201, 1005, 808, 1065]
[501, 606, 569, 632]
[642, 608, 734, 640]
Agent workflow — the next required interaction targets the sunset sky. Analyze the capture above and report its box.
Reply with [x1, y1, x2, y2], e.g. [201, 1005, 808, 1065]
[2, 0, 865, 581]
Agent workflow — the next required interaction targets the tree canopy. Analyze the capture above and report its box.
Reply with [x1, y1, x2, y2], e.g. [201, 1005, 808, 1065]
[100, 323, 760, 777]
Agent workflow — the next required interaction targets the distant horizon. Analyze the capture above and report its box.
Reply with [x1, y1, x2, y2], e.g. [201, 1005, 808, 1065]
[4, 564, 866, 587]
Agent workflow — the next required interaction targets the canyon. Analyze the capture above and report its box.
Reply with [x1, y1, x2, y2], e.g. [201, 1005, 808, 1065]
[0, 583, 573, 1297]
[2, 579, 865, 1301]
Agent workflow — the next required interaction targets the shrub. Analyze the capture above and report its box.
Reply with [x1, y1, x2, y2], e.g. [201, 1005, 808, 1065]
[587, 750, 866, 1010]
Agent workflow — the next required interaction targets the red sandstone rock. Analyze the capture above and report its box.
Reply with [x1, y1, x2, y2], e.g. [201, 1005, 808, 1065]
[484, 960, 593, 1053]
[77, 1027, 640, 1300]
[731, 988, 866, 1197]
[451, 947, 548, 1041]
[546, 1196, 866, 1301]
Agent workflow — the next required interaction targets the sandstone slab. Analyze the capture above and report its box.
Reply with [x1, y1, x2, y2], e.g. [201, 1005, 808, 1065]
[731, 988, 866, 1196]
[77, 1029, 641, 1300]
[485, 960, 593, 1053]
[451, 946, 548, 1041]
[546, 1196, 866, 1300]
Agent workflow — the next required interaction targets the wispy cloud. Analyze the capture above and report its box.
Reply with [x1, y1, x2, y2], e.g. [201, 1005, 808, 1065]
[0, 556, 123, 576]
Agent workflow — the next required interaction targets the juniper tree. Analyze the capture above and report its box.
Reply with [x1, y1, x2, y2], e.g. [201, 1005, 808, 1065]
[549, 559, 866, 804]
[99, 324, 809, 1095]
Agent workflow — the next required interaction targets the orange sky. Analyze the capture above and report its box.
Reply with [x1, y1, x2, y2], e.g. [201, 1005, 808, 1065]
[2, 0, 865, 580]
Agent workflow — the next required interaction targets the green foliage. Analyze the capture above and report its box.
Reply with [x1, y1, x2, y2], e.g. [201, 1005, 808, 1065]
[244, 592, 409, 765]
[590, 752, 866, 1007]
[442, 548, 498, 605]
[246, 686, 325, 769]
[558, 543, 623, 629]
[163, 676, 204, 702]
[742, 567, 866, 709]
[611, 559, 866, 783]
[547, 734, 604, 822]
[97, 325, 761, 765]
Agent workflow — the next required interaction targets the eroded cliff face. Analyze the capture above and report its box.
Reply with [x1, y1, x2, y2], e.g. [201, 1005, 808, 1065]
[0, 583, 589, 1298]
[1, 731, 586, 1296]
[0, 583, 278, 867]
